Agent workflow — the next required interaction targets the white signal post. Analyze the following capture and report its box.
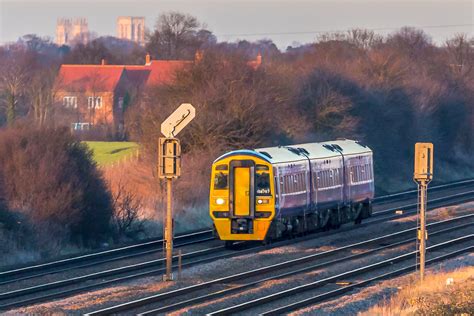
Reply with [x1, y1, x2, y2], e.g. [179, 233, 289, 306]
[159, 103, 195, 281]
[413, 143, 434, 282]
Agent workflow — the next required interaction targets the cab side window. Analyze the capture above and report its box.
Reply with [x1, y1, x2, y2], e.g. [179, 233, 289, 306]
[214, 172, 228, 189]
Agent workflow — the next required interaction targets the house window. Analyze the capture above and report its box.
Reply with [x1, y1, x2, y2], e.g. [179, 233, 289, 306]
[63, 96, 77, 108]
[71, 122, 92, 131]
[88, 96, 103, 109]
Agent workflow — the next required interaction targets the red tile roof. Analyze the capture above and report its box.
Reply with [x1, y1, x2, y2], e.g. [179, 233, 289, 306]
[123, 66, 151, 88]
[56, 55, 260, 92]
[57, 65, 125, 92]
[143, 60, 192, 86]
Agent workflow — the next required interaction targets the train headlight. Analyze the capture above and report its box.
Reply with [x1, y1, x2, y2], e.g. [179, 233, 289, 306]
[215, 198, 226, 205]
[257, 199, 269, 205]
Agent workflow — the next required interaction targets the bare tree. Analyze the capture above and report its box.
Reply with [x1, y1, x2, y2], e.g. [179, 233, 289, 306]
[346, 29, 383, 50]
[27, 66, 60, 127]
[445, 34, 473, 78]
[0, 50, 30, 125]
[112, 181, 143, 237]
[147, 12, 214, 59]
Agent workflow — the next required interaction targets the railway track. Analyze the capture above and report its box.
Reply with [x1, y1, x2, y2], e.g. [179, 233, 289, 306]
[1, 180, 473, 311]
[0, 229, 214, 284]
[1, 178, 472, 284]
[260, 242, 472, 315]
[85, 214, 474, 315]
[223, 237, 474, 316]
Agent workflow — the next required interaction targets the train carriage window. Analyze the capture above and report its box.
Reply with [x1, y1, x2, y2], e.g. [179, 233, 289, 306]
[298, 173, 304, 191]
[256, 172, 271, 196]
[214, 172, 228, 190]
[335, 168, 342, 185]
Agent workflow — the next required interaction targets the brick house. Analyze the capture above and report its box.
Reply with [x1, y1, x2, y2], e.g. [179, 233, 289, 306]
[55, 64, 126, 134]
[54, 53, 262, 137]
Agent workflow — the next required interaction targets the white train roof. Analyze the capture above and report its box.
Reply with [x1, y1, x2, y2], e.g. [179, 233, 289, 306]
[214, 139, 372, 164]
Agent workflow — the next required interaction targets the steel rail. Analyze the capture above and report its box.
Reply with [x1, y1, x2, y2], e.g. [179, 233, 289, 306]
[1, 179, 471, 285]
[262, 246, 474, 315]
[208, 235, 474, 315]
[0, 235, 216, 286]
[372, 178, 474, 203]
[84, 213, 474, 316]
[0, 229, 213, 279]
[2, 189, 473, 311]
[372, 190, 474, 217]
[138, 220, 474, 315]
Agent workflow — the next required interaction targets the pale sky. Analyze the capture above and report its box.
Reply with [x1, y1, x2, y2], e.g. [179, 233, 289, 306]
[0, 0, 472, 49]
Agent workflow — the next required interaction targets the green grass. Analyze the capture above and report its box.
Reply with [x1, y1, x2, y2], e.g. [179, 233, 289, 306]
[84, 141, 139, 166]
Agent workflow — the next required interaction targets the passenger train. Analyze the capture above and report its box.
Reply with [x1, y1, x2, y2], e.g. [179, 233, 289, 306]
[209, 139, 375, 247]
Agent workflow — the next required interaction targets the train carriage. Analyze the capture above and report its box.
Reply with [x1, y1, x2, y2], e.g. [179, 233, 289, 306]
[209, 139, 374, 246]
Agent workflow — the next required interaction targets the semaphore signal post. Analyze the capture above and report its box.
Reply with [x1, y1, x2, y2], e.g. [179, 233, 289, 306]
[413, 142, 434, 282]
[159, 103, 195, 281]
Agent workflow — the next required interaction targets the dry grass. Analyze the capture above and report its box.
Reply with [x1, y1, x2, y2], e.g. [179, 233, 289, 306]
[102, 150, 213, 233]
[361, 266, 474, 315]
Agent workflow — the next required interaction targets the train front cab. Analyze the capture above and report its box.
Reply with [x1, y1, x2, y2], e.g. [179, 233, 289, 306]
[210, 152, 275, 243]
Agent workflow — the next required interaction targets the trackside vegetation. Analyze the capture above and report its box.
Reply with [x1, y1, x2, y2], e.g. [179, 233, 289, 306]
[0, 126, 114, 262]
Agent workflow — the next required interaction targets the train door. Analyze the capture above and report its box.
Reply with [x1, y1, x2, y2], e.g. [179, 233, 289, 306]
[343, 157, 351, 203]
[229, 160, 255, 218]
[234, 167, 250, 216]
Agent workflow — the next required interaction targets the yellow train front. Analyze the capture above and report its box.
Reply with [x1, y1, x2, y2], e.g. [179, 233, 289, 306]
[209, 150, 275, 246]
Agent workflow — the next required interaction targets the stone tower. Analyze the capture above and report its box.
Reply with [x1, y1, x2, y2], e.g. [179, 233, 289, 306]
[56, 18, 89, 46]
[117, 17, 145, 46]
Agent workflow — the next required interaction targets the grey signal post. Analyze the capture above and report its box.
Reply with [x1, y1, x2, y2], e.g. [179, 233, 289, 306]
[159, 103, 195, 281]
[413, 143, 433, 282]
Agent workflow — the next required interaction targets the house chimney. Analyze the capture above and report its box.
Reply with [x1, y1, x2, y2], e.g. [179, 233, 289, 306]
[145, 53, 151, 65]
[194, 50, 204, 63]
[101, 59, 106, 65]
[256, 53, 262, 66]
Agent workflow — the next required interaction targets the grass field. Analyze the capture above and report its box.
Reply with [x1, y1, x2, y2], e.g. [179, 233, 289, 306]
[84, 141, 139, 166]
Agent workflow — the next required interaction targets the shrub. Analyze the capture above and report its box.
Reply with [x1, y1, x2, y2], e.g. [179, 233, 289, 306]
[0, 125, 113, 247]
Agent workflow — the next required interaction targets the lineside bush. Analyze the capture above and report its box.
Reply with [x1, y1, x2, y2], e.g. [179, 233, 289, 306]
[0, 125, 113, 251]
